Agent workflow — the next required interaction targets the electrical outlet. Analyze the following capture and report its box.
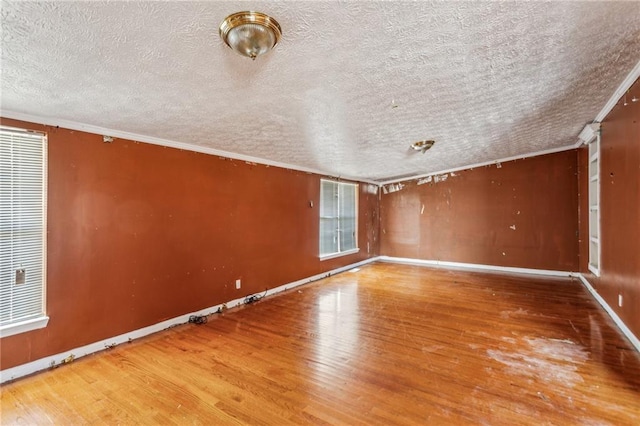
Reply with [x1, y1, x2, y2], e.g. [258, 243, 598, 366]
[235, 279, 241, 290]
[618, 294, 623, 307]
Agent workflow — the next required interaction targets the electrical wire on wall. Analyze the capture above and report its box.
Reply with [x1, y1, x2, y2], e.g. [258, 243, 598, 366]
[188, 315, 208, 325]
[244, 289, 268, 305]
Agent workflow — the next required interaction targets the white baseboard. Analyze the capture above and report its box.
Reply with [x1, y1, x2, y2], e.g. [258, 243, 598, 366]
[4, 257, 636, 383]
[0, 256, 380, 384]
[576, 273, 640, 353]
[378, 256, 573, 277]
[380, 257, 639, 353]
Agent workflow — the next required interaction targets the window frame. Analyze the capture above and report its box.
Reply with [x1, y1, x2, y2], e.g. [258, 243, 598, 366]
[582, 123, 601, 277]
[0, 126, 49, 338]
[319, 179, 359, 261]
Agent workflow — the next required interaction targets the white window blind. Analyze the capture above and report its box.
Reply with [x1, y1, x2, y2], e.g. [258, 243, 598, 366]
[320, 180, 358, 259]
[0, 127, 47, 332]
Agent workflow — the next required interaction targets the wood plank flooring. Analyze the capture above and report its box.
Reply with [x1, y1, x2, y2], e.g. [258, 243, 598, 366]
[2, 263, 640, 424]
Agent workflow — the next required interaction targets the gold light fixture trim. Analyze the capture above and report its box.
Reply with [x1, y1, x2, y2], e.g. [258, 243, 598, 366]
[410, 140, 436, 153]
[219, 11, 282, 60]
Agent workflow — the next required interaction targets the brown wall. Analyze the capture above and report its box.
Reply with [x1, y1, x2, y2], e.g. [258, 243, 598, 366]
[0, 118, 380, 370]
[3, 79, 637, 371]
[578, 78, 640, 340]
[380, 151, 579, 271]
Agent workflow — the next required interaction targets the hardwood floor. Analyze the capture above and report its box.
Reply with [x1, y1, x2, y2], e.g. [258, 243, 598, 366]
[2, 263, 640, 424]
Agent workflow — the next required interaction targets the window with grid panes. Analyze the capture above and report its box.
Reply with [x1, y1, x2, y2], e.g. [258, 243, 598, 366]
[0, 126, 49, 337]
[319, 180, 358, 259]
[587, 129, 601, 276]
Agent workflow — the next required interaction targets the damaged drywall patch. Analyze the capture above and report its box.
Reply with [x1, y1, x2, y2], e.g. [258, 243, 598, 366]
[415, 174, 448, 184]
[363, 184, 379, 194]
[434, 173, 448, 183]
[509, 225, 516, 230]
[417, 176, 433, 185]
[382, 183, 404, 194]
[388, 169, 460, 190]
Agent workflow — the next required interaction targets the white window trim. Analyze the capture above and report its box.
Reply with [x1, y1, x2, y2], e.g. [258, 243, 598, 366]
[319, 179, 359, 260]
[580, 123, 601, 277]
[0, 316, 49, 338]
[320, 247, 360, 261]
[0, 126, 48, 337]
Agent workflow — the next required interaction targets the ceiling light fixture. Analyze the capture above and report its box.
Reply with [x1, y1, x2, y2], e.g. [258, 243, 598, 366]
[410, 140, 435, 154]
[219, 11, 282, 60]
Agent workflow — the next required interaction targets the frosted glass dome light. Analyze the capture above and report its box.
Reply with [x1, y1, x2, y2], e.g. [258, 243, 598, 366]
[219, 11, 282, 60]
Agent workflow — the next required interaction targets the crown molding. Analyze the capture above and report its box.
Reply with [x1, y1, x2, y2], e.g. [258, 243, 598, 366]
[577, 122, 601, 146]
[595, 58, 640, 123]
[0, 111, 380, 186]
[4, 59, 638, 188]
[572, 59, 640, 148]
[379, 144, 577, 186]
[381, 60, 640, 186]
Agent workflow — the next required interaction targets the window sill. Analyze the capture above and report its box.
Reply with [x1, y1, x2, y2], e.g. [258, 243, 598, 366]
[320, 248, 360, 261]
[588, 264, 601, 278]
[0, 316, 49, 338]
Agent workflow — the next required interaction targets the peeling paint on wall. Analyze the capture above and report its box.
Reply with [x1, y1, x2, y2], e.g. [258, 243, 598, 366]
[382, 183, 405, 194]
[380, 150, 579, 272]
[415, 172, 458, 186]
[434, 173, 449, 183]
[363, 184, 379, 194]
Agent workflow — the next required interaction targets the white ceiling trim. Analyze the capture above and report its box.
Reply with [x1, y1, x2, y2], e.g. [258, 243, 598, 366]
[577, 123, 601, 145]
[3, 57, 638, 188]
[573, 58, 640, 148]
[0, 110, 380, 186]
[378, 143, 578, 186]
[594, 58, 640, 123]
[2, 2, 639, 183]
[384, 59, 640, 186]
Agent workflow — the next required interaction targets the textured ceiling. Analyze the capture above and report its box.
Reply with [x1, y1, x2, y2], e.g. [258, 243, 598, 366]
[2, 1, 639, 182]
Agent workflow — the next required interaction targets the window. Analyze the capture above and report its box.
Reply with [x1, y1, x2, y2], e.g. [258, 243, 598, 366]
[586, 125, 601, 276]
[319, 179, 358, 260]
[0, 126, 48, 337]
